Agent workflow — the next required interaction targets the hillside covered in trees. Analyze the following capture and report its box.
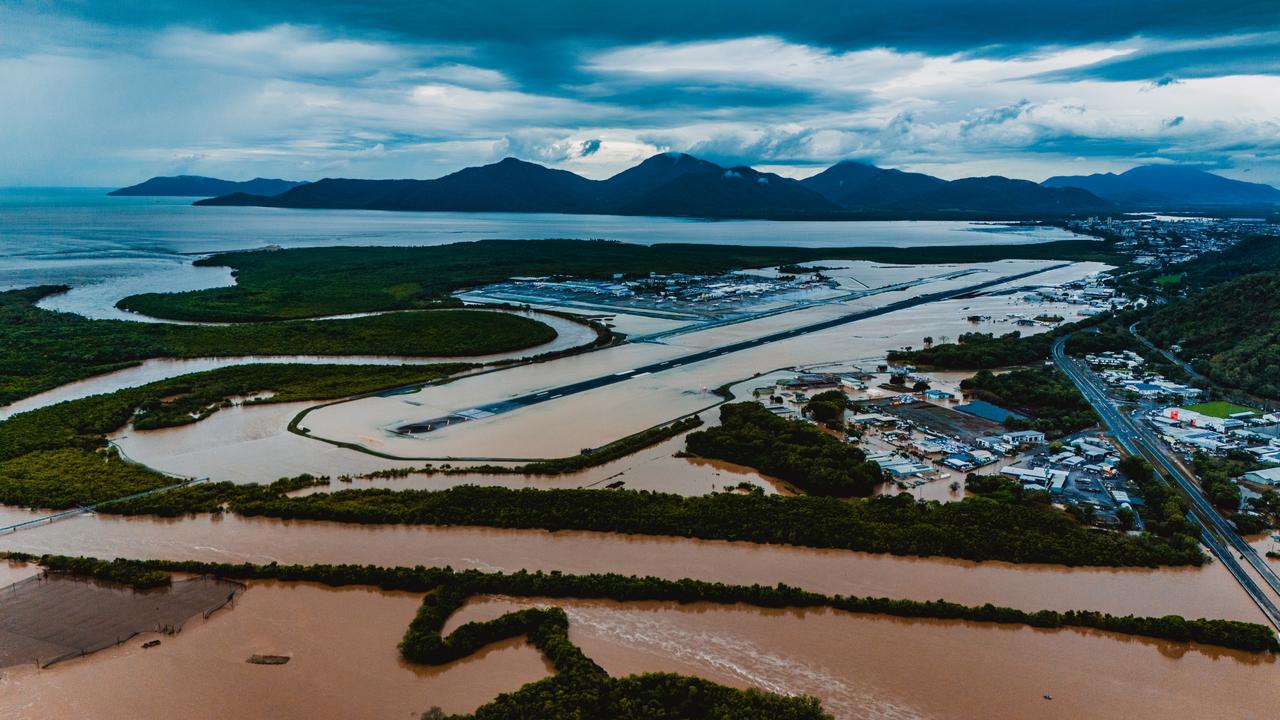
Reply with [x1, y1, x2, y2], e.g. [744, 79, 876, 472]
[1145, 270, 1280, 398]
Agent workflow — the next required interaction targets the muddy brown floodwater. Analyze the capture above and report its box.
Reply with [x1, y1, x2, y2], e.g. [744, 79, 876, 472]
[0, 574, 240, 670]
[6, 580, 1274, 720]
[0, 512, 1261, 623]
[0, 581, 552, 720]
[450, 596, 1280, 720]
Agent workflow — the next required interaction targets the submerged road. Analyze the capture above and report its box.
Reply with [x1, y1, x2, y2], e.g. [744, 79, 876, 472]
[393, 264, 1068, 434]
[1052, 336, 1280, 631]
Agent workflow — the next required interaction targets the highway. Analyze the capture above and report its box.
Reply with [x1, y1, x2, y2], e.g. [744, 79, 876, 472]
[391, 263, 1069, 434]
[1052, 335, 1280, 631]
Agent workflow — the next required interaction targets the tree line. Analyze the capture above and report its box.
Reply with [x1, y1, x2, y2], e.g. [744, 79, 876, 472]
[214, 483, 1206, 567]
[12, 553, 1273, 656]
[684, 403, 881, 496]
[116, 239, 1123, 323]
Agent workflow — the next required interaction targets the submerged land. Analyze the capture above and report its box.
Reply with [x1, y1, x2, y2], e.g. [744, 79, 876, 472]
[5, 211, 1280, 718]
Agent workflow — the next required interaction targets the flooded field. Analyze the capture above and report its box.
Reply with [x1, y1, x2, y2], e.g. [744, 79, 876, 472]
[0, 573, 240, 670]
[8, 242, 1267, 717]
[0, 580, 552, 719]
[0, 512, 1260, 623]
[112, 259, 1098, 475]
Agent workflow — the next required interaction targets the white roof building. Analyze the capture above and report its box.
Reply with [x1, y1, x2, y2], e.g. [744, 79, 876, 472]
[1243, 467, 1280, 486]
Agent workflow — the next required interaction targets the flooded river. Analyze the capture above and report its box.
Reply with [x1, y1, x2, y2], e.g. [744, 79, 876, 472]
[457, 596, 1280, 720]
[0, 511, 1260, 623]
[2, 577, 1272, 720]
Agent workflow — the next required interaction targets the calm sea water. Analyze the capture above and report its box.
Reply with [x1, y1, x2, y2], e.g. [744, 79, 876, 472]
[1, 187, 1089, 318]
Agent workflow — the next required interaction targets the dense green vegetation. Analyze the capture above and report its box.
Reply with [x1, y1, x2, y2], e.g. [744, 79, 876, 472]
[803, 389, 849, 429]
[0, 286, 550, 404]
[1244, 490, 1280, 533]
[1146, 271, 1280, 398]
[0, 363, 464, 509]
[1189, 452, 1276, 530]
[117, 239, 1122, 322]
[1159, 235, 1280, 291]
[31, 554, 172, 589]
[960, 367, 1098, 437]
[1062, 320, 1142, 355]
[207, 484, 1206, 566]
[684, 403, 880, 496]
[0, 448, 175, 509]
[1116, 456, 1201, 543]
[889, 330, 1055, 368]
[964, 473, 1050, 505]
[99, 475, 329, 517]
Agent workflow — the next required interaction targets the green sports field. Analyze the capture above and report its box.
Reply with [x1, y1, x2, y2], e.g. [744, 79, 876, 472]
[1185, 401, 1258, 418]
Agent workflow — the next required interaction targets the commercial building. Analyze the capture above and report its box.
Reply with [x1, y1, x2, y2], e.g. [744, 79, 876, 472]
[1161, 407, 1244, 434]
[1002, 430, 1046, 446]
[1243, 467, 1280, 486]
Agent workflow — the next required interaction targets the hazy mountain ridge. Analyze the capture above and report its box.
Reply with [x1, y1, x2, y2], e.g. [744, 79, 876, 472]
[137, 155, 1280, 218]
[1042, 165, 1280, 207]
[108, 175, 305, 197]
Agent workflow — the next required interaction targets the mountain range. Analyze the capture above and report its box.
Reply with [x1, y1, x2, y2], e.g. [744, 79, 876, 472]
[1042, 166, 1280, 207]
[108, 175, 306, 197]
[110, 155, 1280, 218]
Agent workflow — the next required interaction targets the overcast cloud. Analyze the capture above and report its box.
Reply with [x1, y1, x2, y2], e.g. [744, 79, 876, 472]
[3, 1, 1279, 185]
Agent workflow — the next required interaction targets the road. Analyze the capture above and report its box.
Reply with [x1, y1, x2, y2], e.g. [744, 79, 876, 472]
[1052, 335, 1280, 631]
[391, 263, 1069, 434]
[0, 477, 206, 536]
[1126, 321, 1208, 385]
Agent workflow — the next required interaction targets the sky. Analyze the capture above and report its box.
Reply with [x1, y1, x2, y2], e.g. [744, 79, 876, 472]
[3, 1, 1280, 186]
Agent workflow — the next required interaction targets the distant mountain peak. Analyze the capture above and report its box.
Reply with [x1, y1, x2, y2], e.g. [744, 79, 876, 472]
[1044, 165, 1280, 207]
[188, 153, 1135, 218]
[109, 175, 306, 198]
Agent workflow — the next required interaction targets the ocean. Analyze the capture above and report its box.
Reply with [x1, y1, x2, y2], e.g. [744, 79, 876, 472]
[0, 187, 1090, 319]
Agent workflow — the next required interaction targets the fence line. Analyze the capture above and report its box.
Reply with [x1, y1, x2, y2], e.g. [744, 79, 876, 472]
[23, 574, 246, 669]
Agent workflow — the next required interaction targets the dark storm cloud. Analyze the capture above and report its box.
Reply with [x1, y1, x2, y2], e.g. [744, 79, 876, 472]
[57, 1, 1280, 51]
[5, 1, 1280, 185]
[1037, 35, 1280, 83]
